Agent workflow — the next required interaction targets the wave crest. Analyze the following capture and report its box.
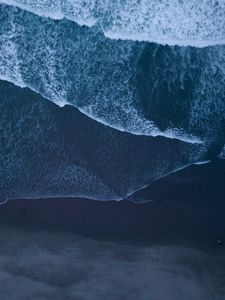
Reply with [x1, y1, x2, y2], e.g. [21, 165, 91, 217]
[1, 0, 225, 47]
[0, 4, 225, 143]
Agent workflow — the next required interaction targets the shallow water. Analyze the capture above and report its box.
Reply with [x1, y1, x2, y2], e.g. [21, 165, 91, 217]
[1, 2, 225, 299]
[0, 3, 225, 143]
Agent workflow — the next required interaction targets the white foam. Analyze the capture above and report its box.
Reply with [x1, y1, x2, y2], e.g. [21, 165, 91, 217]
[0, 3, 224, 145]
[1, 0, 225, 47]
[0, 20, 25, 87]
[193, 160, 211, 165]
[0, 0, 98, 26]
[219, 146, 225, 159]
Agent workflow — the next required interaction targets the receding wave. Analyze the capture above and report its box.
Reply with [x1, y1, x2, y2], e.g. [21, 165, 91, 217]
[0, 3, 225, 144]
[1, 0, 225, 47]
[0, 80, 208, 203]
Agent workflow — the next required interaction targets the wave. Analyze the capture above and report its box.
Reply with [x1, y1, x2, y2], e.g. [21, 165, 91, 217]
[1, 0, 225, 47]
[0, 80, 207, 203]
[0, 3, 225, 144]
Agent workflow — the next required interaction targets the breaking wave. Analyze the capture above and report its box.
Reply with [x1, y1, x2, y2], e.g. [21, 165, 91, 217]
[0, 3, 225, 144]
[1, 0, 225, 47]
[0, 2, 225, 203]
[0, 80, 207, 203]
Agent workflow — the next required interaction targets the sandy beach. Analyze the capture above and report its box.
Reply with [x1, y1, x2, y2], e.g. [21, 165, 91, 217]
[0, 158, 225, 299]
[0, 195, 224, 299]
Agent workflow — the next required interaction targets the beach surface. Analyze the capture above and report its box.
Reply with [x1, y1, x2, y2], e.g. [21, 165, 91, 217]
[0, 160, 225, 299]
[0, 202, 224, 298]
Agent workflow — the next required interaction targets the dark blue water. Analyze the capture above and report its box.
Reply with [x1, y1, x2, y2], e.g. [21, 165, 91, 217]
[1, 4, 225, 299]
[0, 1, 225, 202]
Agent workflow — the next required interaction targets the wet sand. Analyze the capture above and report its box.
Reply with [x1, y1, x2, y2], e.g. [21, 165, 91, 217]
[0, 196, 225, 299]
[0, 197, 224, 251]
[0, 160, 225, 299]
[1, 160, 225, 252]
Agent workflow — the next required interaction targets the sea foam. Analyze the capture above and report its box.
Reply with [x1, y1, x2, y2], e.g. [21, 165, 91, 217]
[1, 0, 225, 47]
[0, 80, 207, 203]
[0, 3, 225, 144]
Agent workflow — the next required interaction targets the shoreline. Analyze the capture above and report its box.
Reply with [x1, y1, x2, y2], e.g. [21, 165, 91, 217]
[0, 159, 224, 254]
[0, 196, 224, 255]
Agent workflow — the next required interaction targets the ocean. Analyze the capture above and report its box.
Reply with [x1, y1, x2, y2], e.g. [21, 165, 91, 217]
[0, 1, 225, 202]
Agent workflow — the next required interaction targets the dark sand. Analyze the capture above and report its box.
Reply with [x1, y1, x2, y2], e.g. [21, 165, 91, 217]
[0, 159, 224, 299]
[1, 159, 225, 251]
